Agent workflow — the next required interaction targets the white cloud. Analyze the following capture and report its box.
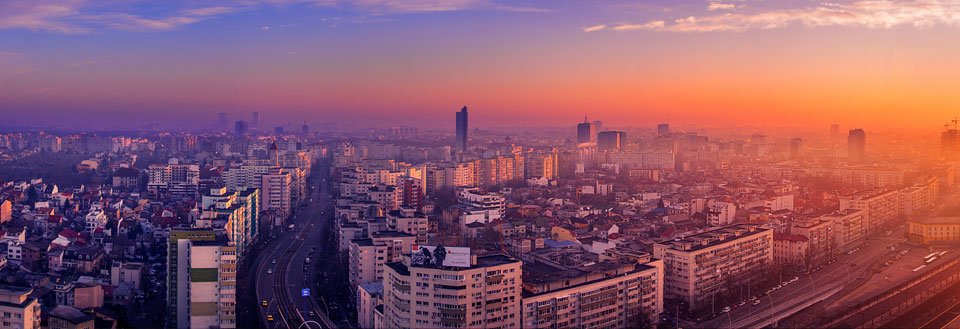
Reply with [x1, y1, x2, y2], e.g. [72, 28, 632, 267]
[583, 24, 606, 32]
[589, 0, 960, 33]
[708, 3, 737, 11]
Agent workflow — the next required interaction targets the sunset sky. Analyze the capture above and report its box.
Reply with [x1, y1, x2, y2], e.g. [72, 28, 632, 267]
[1, 0, 959, 130]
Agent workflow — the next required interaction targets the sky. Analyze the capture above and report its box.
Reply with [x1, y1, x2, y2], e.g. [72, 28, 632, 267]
[1, 0, 959, 131]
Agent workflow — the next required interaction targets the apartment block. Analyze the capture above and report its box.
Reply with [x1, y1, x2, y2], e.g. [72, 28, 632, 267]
[381, 254, 522, 329]
[348, 231, 417, 290]
[521, 256, 664, 329]
[167, 229, 237, 329]
[653, 224, 773, 311]
[839, 188, 899, 235]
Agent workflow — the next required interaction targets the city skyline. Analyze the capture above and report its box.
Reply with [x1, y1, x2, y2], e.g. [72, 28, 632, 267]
[2, 0, 960, 130]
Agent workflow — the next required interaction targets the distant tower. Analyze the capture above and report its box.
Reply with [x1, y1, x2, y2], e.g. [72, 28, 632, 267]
[657, 123, 670, 137]
[455, 106, 469, 152]
[234, 120, 248, 137]
[847, 129, 866, 163]
[597, 131, 626, 151]
[218, 113, 228, 130]
[942, 118, 960, 160]
[790, 138, 804, 160]
[830, 124, 840, 138]
[301, 122, 309, 136]
[252, 111, 260, 130]
[576, 117, 596, 144]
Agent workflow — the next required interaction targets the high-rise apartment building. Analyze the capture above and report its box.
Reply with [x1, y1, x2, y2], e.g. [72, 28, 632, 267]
[381, 253, 522, 329]
[847, 128, 866, 163]
[456, 106, 469, 152]
[597, 131, 626, 151]
[839, 188, 899, 235]
[261, 169, 293, 220]
[653, 225, 773, 311]
[521, 255, 664, 329]
[200, 186, 259, 256]
[252, 111, 260, 130]
[167, 229, 237, 329]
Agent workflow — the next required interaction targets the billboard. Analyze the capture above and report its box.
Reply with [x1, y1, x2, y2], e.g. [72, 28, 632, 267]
[410, 245, 471, 268]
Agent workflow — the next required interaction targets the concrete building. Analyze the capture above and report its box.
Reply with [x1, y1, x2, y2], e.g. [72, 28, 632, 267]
[847, 128, 866, 163]
[200, 186, 259, 255]
[167, 230, 237, 329]
[458, 188, 505, 228]
[357, 282, 384, 329]
[521, 256, 664, 329]
[597, 131, 626, 151]
[0, 284, 40, 329]
[261, 169, 292, 221]
[348, 231, 417, 290]
[147, 160, 200, 198]
[577, 118, 597, 144]
[820, 209, 866, 252]
[908, 217, 960, 245]
[653, 225, 773, 311]
[381, 254, 522, 329]
[387, 207, 430, 244]
[839, 188, 899, 235]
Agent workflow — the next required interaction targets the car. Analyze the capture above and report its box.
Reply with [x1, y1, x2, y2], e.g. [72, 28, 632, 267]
[267, 269, 273, 274]
[267, 314, 274, 322]
[752, 300, 762, 306]
[262, 300, 268, 307]
[721, 307, 731, 313]
[738, 301, 747, 306]
[272, 259, 277, 264]
[308, 311, 316, 317]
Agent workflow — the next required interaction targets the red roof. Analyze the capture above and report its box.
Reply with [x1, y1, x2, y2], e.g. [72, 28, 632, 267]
[59, 228, 80, 239]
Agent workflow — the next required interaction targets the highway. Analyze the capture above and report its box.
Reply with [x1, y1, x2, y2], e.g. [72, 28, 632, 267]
[254, 162, 338, 329]
[699, 224, 910, 328]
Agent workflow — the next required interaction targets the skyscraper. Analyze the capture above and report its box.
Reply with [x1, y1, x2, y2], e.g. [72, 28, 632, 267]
[252, 111, 260, 130]
[576, 117, 596, 144]
[848, 129, 866, 163]
[830, 123, 840, 137]
[455, 106, 469, 152]
[234, 120, 247, 137]
[943, 119, 960, 160]
[597, 131, 626, 151]
[217, 112, 227, 130]
[790, 137, 804, 160]
[657, 123, 670, 137]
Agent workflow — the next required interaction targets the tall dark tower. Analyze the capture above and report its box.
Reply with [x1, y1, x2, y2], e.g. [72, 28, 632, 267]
[252, 111, 260, 130]
[943, 118, 960, 160]
[657, 123, 670, 137]
[234, 120, 248, 137]
[576, 117, 596, 144]
[847, 129, 866, 163]
[455, 106, 469, 152]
